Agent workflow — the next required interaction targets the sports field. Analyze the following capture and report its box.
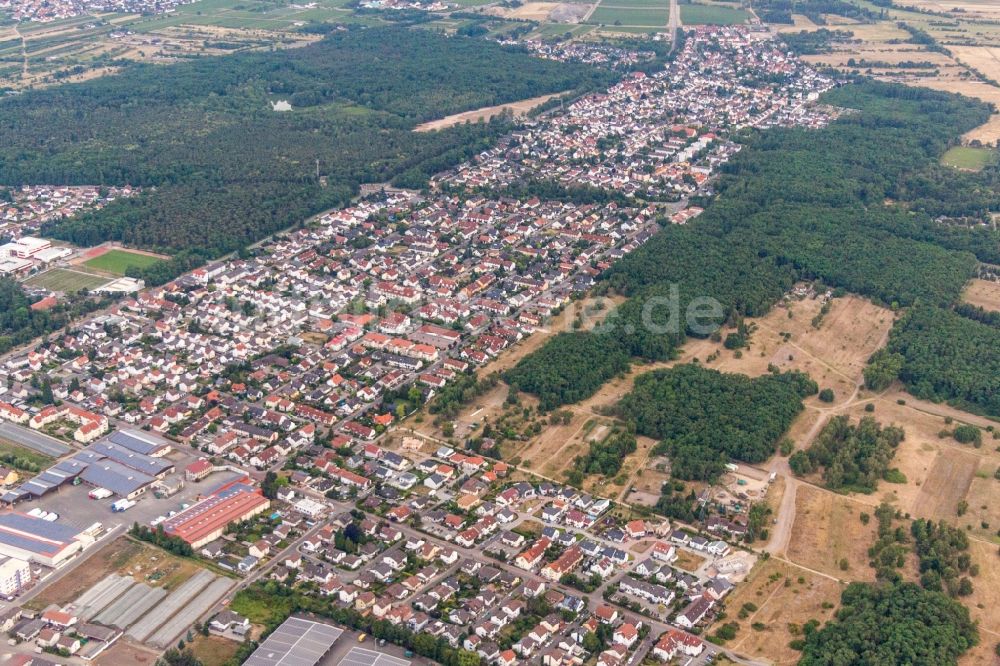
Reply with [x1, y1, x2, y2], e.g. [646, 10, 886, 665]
[24, 268, 111, 292]
[82, 249, 163, 275]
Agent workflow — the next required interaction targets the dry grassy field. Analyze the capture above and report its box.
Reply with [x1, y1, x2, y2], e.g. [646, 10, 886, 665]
[786, 484, 879, 581]
[414, 91, 568, 132]
[962, 278, 1000, 311]
[715, 559, 844, 665]
[792, 16, 1000, 144]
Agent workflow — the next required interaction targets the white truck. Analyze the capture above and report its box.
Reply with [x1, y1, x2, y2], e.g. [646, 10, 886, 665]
[111, 498, 136, 512]
[89, 487, 113, 500]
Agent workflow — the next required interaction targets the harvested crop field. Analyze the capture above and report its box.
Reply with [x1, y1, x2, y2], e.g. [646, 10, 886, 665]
[909, 446, 979, 521]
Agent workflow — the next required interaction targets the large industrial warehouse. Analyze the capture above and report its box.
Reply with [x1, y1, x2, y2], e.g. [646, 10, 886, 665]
[0, 513, 92, 567]
[163, 484, 270, 549]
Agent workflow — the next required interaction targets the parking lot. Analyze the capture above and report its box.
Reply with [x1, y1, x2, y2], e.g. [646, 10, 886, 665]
[11, 468, 245, 535]
[321, 631, 423, 666]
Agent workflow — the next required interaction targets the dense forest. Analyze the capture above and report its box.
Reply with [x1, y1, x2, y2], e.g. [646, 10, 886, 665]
[911, 519, 975, 597]
[510, 81, 992, 411]
[504, 332, 631, 410]
[789, 415, 905, 492]
[877, 305, 1000, 417]
[616, 364, 816, 480]
[567, 429, 637, 484]
[0, 27, 605, 275]
[797, 582, 978, 665]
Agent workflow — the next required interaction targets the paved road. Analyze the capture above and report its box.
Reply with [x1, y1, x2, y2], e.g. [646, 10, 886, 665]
[668, 0, 681, 49]
[0, 421, 72, 457]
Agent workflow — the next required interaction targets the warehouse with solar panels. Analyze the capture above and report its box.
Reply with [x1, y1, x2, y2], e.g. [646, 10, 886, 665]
[0, 512, 92, 567]
[244, 616, 343, 666]
[1, 431, 175, 504]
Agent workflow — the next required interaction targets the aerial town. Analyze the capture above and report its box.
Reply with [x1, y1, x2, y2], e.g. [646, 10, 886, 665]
[0, 0, 1000, 666]
[0, 0, 197, 23]
[0, 23, 896, 666]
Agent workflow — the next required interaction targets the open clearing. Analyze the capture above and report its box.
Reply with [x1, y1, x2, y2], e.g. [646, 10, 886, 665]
[962, 278, 1000, 311]
[714, 558, 843, 665]
[414, 91, 568, 132]
[82, 248, 164, 275]
[188, 633, 241, 665]
[499, 290, 893, 487]
[941, 145, 997, 170]
[785, 484, 878, 581]
[835, 389, 999, 522]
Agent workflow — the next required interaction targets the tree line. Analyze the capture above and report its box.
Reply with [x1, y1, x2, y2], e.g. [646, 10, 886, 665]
[789, 415, 905, 493]
[874, 305, 1000, 417]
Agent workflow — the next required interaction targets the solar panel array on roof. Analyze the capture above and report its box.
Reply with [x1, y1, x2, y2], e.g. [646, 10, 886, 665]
[107, 430, 170, 456]
[243, 617, 343, 666]
[79, 460, 155, 497]
[0, 512, 81, 556]
[2, 459, 88, 502]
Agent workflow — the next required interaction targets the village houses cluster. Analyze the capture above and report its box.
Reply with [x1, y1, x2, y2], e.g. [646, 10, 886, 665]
[0, 0, 195, 23]
[440, 26, 835, 206]
[0, 26, 842, 665]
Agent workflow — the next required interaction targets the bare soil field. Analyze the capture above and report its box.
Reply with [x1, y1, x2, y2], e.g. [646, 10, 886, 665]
[962, 278, 1000, 311]
[786, 484, 878, 581]
[95, 640, 160, 666]
[189, 633, 242, 665]
[26, 536, 206, 611]
[414, 92, 568, 132]
[717, 559, 844, 665]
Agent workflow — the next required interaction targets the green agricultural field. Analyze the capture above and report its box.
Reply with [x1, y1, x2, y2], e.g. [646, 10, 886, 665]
[589, 5, 668, 26]
[599, 0, 669, 8]
[941, 145, 997, 171]
[679, 2, 747, 24]
[24, 268, 111, 292]
[83, 249, 163, 275]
